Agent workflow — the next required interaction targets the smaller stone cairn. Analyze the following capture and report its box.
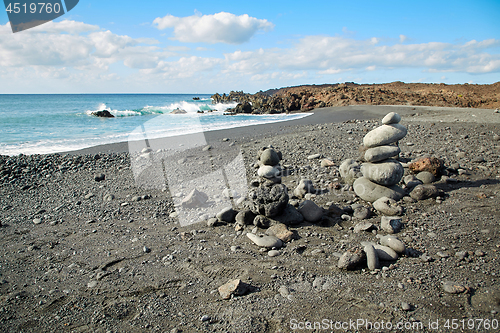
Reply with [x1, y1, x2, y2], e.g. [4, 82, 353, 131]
[351, 112, 406, 203]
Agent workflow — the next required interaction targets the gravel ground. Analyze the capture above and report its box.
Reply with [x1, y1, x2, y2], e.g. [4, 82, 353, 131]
[0, 106, 499, 332]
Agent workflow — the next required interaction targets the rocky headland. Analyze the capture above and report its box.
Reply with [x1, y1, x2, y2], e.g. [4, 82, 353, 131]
[212, 81, 500, 114]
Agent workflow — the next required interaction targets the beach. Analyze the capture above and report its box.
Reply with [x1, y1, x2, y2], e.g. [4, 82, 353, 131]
[1, 105, 500, 332]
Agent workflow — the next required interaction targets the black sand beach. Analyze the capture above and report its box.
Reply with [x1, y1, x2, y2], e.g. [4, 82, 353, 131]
[1, 105, 499, 332]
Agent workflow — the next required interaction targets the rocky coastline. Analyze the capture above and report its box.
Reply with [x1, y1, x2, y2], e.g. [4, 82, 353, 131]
[212, 81, 500, 114]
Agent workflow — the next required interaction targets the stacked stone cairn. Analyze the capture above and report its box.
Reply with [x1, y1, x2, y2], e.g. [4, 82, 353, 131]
[352, 112, 406, 203]
[226, 146, 305, 252]
[337, 112, 410, 271]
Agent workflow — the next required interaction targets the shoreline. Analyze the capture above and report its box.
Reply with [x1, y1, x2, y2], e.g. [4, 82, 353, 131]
[66, 104, 500, 155]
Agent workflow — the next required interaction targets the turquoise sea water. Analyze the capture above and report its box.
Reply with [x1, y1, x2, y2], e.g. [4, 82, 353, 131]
[0, 94, 311, 155]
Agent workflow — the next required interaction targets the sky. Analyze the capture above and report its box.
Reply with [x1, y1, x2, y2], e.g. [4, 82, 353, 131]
[0, 0, 499, 93]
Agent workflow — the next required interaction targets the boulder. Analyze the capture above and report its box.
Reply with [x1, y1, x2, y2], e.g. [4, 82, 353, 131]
[364, 145, 401, 163]
[363, 124, 407, 148]
[360, 159, 404, 186]
[353, 177, 405, 203]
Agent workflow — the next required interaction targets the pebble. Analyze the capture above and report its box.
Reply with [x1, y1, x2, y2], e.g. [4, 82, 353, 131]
[364, 244, 380, 270]
[353, 206, 371, 220]
[354, 222, 375, 233]
[143, 246, 151, 253]
[401, 302, 411, 311]
[257, 165, 280, 179]
[201, 315, 211, 322]
[298, 200, 323, 223]
[442, 281, 467, 294]
[380, 216, 402, 234]
[33, 218, 42, 225]
[87, 281, 97, 288]
[436, 251, 449, 258]
[246, 233, 283, 248]
[260, 149, 280, 166]
[373, 197, 403, 216]
[268, 250, 280, 257]
[382, 112, 401, 125]
[94, 173, 105, 182]
[377, 235, 406, 253]
[373, 244, 399, 260]
[338, 248, 365, 270]
[218, 279, 248, 300]
[416, 171, 436, 184]
[307, 153, 322, 160]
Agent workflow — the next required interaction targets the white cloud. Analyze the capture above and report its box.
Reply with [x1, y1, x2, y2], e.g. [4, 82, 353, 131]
[153, 12, 274, 44]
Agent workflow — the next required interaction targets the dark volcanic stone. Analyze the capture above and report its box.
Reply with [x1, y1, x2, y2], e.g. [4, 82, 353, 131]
[248, 183, 289, 218]
[91, 110, 114, 118]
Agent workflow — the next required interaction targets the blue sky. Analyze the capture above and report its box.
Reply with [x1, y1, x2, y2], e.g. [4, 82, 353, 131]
[0, 0, 499, 93]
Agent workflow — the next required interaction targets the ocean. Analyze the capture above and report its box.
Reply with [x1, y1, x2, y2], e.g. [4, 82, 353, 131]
[0, 94, 311, 156]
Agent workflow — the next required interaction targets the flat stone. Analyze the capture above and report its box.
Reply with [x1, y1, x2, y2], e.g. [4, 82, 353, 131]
[373, 196, 403, 216]
[353, 177, 405, 203]
[364, 244, 380, 270]
[298, 200, 323, 223]
[353, 222, 375, 233]
[363, 124, 407, 148]
[268, 250, 280, 257]
[246, 233, 283, 248]
[381, 112, 401, 125]
[361, 159, 404, 186]
[364, 145, 401, 163]
[442, 281, 467, 294]
[378, 234, 405, 253]
[266, 223, 297, 242]
[218, 279, 249, 300]
[381, 216, 403, 234]
[373, 244, 399, 260]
